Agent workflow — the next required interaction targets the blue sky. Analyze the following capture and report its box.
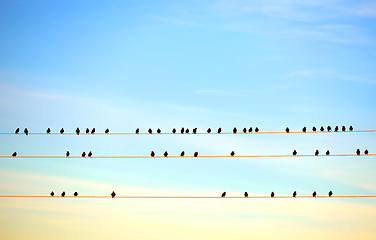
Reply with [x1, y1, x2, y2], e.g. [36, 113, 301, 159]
[0, 0, 376, 239]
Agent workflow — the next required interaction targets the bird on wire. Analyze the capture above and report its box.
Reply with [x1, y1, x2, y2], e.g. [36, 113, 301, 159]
[105, 128, 109, 134]
[194, 152, 198, 157]
[349, 126, 353, 131]
[365, 149, 369, 155]
[233, 127, 237, 134]
[46, 128, 51, 134]
[185, 128, 189, 134]
[111, 191, 116, 198]
[320, 126, 324, 131]
[293, 150, 297, 156]
[285, 127, 290, 133]
[86, 128, 90, 134]
[12, 152, 17, 157]
[356, 149, 360, 156]
[326, 150, 330, 156]
[193, 128, 197, 134]
[61, 191, 65, 197]
[221, 192, 226, 197]
[248, 127, 253, 133]
[88, 151, 92, 157]
[66, 151, 70, 157]
[271, 192, 275, 198]
[148, 128, 152, 134]
[207, 128, 211, 133]
[342, 126, 346, 132]
[312, 126, 317, 132]
[150, 151, 155, 157]
[334, 126, 339, 132]
[74, 192, 78, 197]
[15, 128, 19, 134]
[218, 127, 222, 134]
[244, 192, 248, 198]
[327, 126, 332, 132]
[136, 128, 140, 134]
[91, 128, 95, 134]
[164, 151, 168, 158]
[82, 152, 86, 158]
[172, 128, 176, 134]
[24, 128, 29, 135]
[230, 151, 235, 157]
[243, 128, 247, 133]
[60, 128, 64, 134]
[255, 127, 259, 132]
[313, 191, 317, 197]
[293, 191, 297, 198]
[181, 127, 185, 134]
[76, 127, 80, 135]
[50, 191, 54, 197]
[180, 151, 185, 157]
[329, 191, 333, 197]
[157, 128, 161, 134]
[315, 150, 319, 156]
[302, 127, 306, 133]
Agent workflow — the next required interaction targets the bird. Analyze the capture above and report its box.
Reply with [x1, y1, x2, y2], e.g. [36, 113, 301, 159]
[136, 128, 140, 134]
[293, 191, 297, 198]
[86, 128, 90, 134]
[12, 152, 17, 157]
[24, 128, 29, 135]
[242, 128, 247, 134]
[312, 191, 317, 197]
[230, 151, 235, 157]
[50, 191, 54, 197]
[271, 192, 275, 198]
[60, 128, 64, 134]
[255, 127, 259, 132]
[193, 128, 197, 134]
[334, 126, 339, 132]
[61, 191, 65, 197]
[342, 126, 346, 132]
[111, 191, 116, 198]
[221, 192, 226, 197]
[356, 149, 360, 156]
[218, 128, 222, 134]
[148, 128, 152, 134]
[329, 191, 333, 197]
[285, 127, 290, 133]
[76, 127, 80, 135]
[320, 126, 324, 131]
[46, 128, 51, 134]
[327, 126, 332, 132]
[244, 192, 248, 198]
[164, 151, 168, 157]
[315, 150, 319, 156]
[364, 149, 369, 155]
[74, 192, 78, 197]
[105, 128, 109, 134]
[172, 128, 176, 134]
[312, 127, 317, 132]
[88, 151, 92, 157]
[82, 152, 86, 157]
[91, 128, 95, 134]
[66, 151, 70, 157]
[180, 151, 185, 157]
[233, 127, 237, 134]
[15, 128, 20, 134]
[207, 128, 211, 133]
[150, 151, 155, 157]
[302, 127, 306, 133]
[293, 150, 297, 156]
[185, 128, 189, 134]
[157, 128, 161, 134]
[349, 126, 353, 131]
[180, 127, 185, 134]
[248, 127, 253, 133]
[326, 150, 330, 156]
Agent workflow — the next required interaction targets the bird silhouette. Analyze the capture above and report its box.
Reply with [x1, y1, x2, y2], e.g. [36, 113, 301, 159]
[243, 128, 247, 134]
[230, 151, 235, 157]
[164, 151, 168, 157]
[185, 128, 189, 134]
[76, 127, 80, 135]
[60, 128, 64, 134]
[233, 127, 237, 134]
[181, 127, 185, 134]
[302, 127, 306, 133]
[172, 128, 176, 134]
[293, 191, 297, 198]
[136, 128, 140, 134]
[46, 128, 51, 134]
[105, 128, 109, 134]
[91, 128, 95, 134]
[326, 150, 330, 156]
[320, 126, 324, 131]
[86, 128, 90, 134]
[327, 126, 332, 132]
[315, 150, 319, 156]
[207, 128, 211, 133]
[193, 128, 197, 134]
[74, 192, 78, 197]
[66, 151, 70, 157]
[285, 127, 290, 133]
[349, 126, 353, 131]
[148, 128, 152, 134]
[342, 126, 346, 132]
[271, 192, 275, 198]
[61, 191, 65, 197]
[111, 191, 116, 198]
[244, 192, 248, 197]
[150, 151, 155, 157]
[157, 128, 161, 134]
[221, 192, 226, 197]
[293, 150, 297, 156]
[248, 127, 253, 133]
[50, 191, 54, 196]
[12, 152, 17, 157]
[334, 126, 339, 132]
[88, 151, 92, 157]
[194, 152, 198, 157]
[180, 151, 185, 157]
[312, 191, 317, 197]
[312, 127, 317, 132]
[255, 127, 259, 132]
[356, 149, 360, 156]
[24, 128, 29, 135]
[15, 128, 20, 134]
[82, 152, 86, 157]
[218, 128, 222, 134]
[329, 191, 333, 197]
[364, 149, 369, 155]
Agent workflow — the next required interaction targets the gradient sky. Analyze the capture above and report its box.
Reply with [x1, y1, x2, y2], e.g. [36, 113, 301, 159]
[1, 0, 376, 239]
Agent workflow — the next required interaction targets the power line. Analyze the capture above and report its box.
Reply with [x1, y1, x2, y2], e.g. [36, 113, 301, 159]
[0, 195, 375, 198]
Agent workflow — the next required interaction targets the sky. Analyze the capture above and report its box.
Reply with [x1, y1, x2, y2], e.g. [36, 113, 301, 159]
[0, 0, 376, 239]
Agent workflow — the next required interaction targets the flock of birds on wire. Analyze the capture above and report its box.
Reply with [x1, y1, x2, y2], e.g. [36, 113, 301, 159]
[13, 125, 355, 135]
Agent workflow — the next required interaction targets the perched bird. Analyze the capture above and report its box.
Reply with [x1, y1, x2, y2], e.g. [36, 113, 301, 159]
[320, 126, 324, 132]
[349, 126, 353, 131]
[233, 127, 237, 134]
[255, 127, 259, 132]
[136, 128, 140, 134]
[327, 126, 332, 132]
[356, 149, 360, 156]
[181, 127, 185, 134]
[293, 150, 297, 156]
[60, 128, 64, 134]
[66, 151, 70, 157]
[326, 150, 330, 156]
[194, 152, 198, 157]
[315, 150, 319, 156]
[364, 149, 369, 155]
[285, 127, 290, 133]
[82, 152, 86, 157]
[329, 191, 333, 197]
[172, 128, 176, 134]
[76, 127, 80, 135]
[243, 128, 247, 134]
[221, 192, 226, 197]
[334, 126, 339, 132]
[50, 191, 54, 197]
[150, 151, 155, 157]
[46, 128, 51, 134]
[342, 126, 346, 132]
[185, 128, 189, 134]
[148, 128, 152, 134]
[61, 191, 65, 197]
[248, 127, 253, 133]
[157, 128, 161, 134]
[312, 191, 317, 197]
[180, 151, 185, 157]
[88, 151, 92, 157]
[302, 127, 306, 133]
[312, 127, 317, 132]
[193, 128, 197, 134]
[91, 128, 95, 134]
[12, 152, 17, 157]
[15, 128, 20, 134]
[218, 128, 222, 134]
[230, 151, 235, 157]
[105, 128, 109, 134]
[86, 128, 90, 134]
[74, 192, 78, 197]
[164, 151, 168, 157]
[293, 191, 297, 198]
[207, 128, 211, 133]
[271, 192, 275, 198]
[24, 128, 29, 135]
[244, 192, 248, 198]
[111, 191, 116, 198]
